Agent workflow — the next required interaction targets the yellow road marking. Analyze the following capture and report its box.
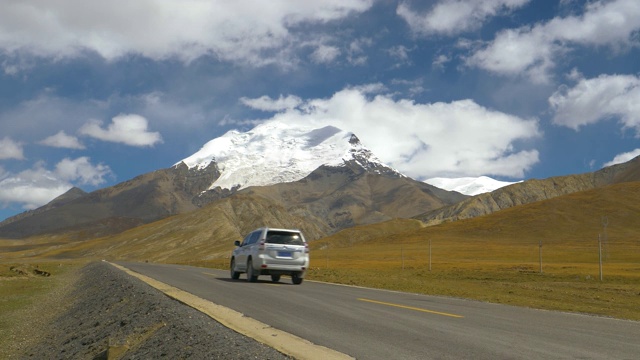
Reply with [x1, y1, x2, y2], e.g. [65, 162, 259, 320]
[358, 298, 464, 318]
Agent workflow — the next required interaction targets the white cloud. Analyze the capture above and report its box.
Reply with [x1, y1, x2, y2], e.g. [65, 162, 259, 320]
[240, 95, 303, 112]
[0, 92, 211, 143]
[0, 137, 24, 160]
[246, 87, 540, 178]
[397, 0, 530, 36]
[39, 131, 85, 149]
[0, 0, 373, 66]
[79, 114, 162, 147]
[55, 157, 112, 186]
[549, 74, 640, 133]
[0, 179, 71, 211]
[432, 54, 451, 70]
[310, 45, 341, 64]
[603, 149, 640, 167]
[0, 157, 111, 210]
[467, 0, 640, 82]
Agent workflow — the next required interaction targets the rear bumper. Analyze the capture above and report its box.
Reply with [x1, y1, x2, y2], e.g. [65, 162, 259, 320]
[256, 262, 308, 277]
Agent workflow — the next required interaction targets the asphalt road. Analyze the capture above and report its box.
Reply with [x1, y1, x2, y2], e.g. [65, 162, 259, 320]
[119, 262, 640, 359]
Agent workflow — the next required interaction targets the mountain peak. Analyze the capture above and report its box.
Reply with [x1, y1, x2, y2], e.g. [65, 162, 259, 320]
[424, 176, 519, 196]
[177, 121, 399, 191]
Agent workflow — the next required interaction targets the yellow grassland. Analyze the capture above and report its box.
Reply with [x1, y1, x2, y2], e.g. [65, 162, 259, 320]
[302, 183, 640, 320]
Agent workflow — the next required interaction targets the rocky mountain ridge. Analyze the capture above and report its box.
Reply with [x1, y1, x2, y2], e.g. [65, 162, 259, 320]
[417, 156, 640, 225]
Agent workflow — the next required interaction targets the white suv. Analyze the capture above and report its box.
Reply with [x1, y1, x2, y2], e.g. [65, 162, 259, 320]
[230, 227, 309, 284]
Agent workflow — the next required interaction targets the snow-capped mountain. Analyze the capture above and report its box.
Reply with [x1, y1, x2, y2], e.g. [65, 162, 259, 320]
[177, 121, 400, 191]
[424, 176, 519, 196]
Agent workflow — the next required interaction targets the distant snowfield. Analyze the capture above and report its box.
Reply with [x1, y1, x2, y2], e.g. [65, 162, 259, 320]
[178, 121, 389, 191]
[424, 176, 519, 196]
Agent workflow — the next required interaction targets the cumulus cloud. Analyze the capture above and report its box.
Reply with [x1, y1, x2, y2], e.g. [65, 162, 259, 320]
[0, 137, 24, 160]
[55, 157, 112, 186]
[0, 92, 211, 142]
[603, 149, 640, 167]
[467, 0, 640, 82]
[0, 177, 71, 211]
[39, 131, 85, 149]
[242, 87, 540, 178]
[0, 157, 111, 210]
[549, 74, 640, 134]
[79, 114, 162, 147]
[397, 0, 530, 36]
[0, 0, 373, 66]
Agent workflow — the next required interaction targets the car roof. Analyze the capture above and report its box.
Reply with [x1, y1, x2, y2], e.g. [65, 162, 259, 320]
[256, 227, 301, 232]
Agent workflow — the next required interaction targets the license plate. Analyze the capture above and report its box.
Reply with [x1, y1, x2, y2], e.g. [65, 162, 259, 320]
[277, 251, 292, 257]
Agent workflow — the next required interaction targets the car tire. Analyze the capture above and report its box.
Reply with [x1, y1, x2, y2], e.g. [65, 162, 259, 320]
[230, 259, 240, 280]
[291, 273, 303, 285]
[271, 275, 281, 283]
[247, 259, 258, 282]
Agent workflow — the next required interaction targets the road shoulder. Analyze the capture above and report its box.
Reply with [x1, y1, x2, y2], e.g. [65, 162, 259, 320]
[110, 262, 354, 360]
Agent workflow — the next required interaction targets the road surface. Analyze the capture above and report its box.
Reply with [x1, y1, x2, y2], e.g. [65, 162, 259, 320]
[118, 262, 640, 359]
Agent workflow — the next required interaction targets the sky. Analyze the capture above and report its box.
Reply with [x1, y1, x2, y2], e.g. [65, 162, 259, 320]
[1, 0, 639, 222]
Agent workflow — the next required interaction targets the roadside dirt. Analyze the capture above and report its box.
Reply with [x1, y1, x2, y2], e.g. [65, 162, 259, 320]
[12, 261, 291, 359]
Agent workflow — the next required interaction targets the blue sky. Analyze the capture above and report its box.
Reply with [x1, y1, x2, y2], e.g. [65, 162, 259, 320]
[1, 0, 639, 221]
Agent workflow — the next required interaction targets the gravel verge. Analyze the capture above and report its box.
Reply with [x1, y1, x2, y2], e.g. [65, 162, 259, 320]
[18, 261, 291, 359]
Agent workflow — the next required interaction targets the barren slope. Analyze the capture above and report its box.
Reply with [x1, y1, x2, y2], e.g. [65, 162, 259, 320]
[416, 156, 640, 225]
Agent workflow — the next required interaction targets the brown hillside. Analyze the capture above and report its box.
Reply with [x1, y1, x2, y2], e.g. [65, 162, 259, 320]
[244, 164, 466, 232]
[417, 156, 640, 225]
[10, 194, 325, 263]
[0, 163, 221, 239]
[323, 181, 640, 260]
[0, 187, 87, 228]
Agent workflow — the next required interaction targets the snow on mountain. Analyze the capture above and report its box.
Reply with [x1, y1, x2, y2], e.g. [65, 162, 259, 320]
[177, 121, 397, 191]
[424, 176, 519, 196]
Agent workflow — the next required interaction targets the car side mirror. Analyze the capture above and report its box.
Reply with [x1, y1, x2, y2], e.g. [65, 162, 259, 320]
[234, 240, 241, 247]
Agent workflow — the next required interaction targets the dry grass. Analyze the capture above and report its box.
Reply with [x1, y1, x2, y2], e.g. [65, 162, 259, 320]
[0, 261, 84, 359]
[298, 183, 640, 320]
[303, 240, 640, 320]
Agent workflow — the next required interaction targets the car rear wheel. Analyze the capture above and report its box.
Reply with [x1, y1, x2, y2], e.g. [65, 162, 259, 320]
[230, 259, 240, 280]
[291, 273, 303, 285]
[270, 275, 281, 282]
[246, 259, 258, 282]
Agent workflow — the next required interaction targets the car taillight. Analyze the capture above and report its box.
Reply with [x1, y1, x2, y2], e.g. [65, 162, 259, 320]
[304, 243, 309, 253]
[258, 241, 265, 251]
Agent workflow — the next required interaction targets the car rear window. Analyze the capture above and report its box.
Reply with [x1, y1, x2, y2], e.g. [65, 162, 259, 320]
[266, 231, 304, 245]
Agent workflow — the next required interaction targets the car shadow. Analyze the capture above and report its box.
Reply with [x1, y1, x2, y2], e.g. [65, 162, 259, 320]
[215, 277, 296, 285]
